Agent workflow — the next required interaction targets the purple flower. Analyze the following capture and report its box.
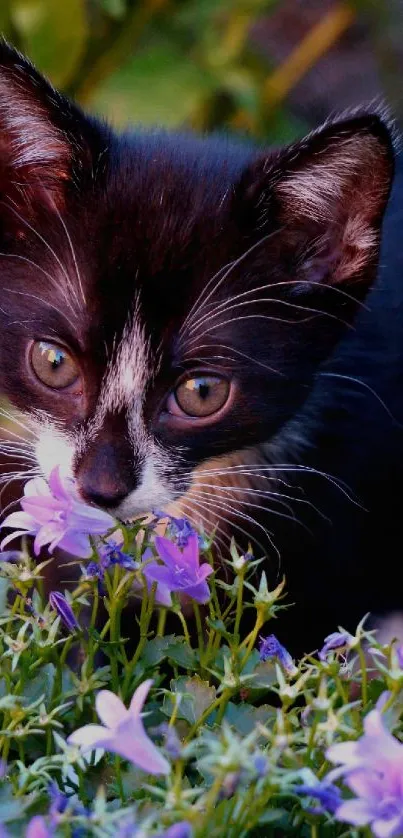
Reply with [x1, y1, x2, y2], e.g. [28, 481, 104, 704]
[326, 704, 403, 836]
[68, 680, 170, 775]
[0, 467, 115, 558]
[153, 510, 195, 548]
[49, 591, 79, 633]
[319, 630, 355, 661]
[253, 753, 269, 777]
[143, 534, 213, 605]
[158, 824, 193, 838]
[296, 782, 342, 815]
[99, 536, 137, 571]
[26, 817, 52, 838]
[259, 634, 297, 675]
[396, 645, 403, 669]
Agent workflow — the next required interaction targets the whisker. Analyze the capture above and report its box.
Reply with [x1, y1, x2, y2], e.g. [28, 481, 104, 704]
[2, 202, 80, 313]
[52, 203, 86, 306]
[187, 488, 281, 564]
[3, 288, 77, 331]
[179, 230, 284, 338]
[182, 343, 284, 376]
[318, 371, 403, 431]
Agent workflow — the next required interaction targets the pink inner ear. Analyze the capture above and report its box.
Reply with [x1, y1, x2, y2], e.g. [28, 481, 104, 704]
[0, 71, 71, 213]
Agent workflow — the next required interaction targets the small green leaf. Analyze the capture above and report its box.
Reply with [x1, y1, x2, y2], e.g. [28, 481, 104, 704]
[12, 0, 88, 88]
[22, 663, 56, 705]
[163, 676, 216, 725]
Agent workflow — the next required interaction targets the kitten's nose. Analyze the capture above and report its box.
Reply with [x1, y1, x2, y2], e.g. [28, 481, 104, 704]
[77, 441, 138, 510]
[79, 481, 128, 510]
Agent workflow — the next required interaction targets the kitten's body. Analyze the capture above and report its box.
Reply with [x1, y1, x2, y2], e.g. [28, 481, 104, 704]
[0, 43, 401, 654]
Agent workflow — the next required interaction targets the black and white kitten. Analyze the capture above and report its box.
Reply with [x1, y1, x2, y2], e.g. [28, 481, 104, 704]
[0, 42, 401, 654]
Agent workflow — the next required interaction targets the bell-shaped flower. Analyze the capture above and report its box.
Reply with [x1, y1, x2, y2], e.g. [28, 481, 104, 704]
[1, 467, 115, 558]
[68, 680, 169, 774]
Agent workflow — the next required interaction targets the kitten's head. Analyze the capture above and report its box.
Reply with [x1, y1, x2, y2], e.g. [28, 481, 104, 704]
[0, 43, 395, 529]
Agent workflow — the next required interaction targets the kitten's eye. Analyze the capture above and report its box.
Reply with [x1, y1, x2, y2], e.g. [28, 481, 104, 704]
[30, 341, 80, 390]
[173, 375, 230, 417]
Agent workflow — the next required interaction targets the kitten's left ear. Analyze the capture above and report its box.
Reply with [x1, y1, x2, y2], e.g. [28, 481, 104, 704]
[234, 111, 395, 297]
[0, 40, 103, 227]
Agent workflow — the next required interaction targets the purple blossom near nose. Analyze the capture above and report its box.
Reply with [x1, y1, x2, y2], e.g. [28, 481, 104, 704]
[49, 592, 79, 633]
[68, 680, 170, 774]
[98, 536, 138, 571]
[143, 533, 213, 605]
[0, 467, 115, 558]
[158, 824, 193, 838]
[295, 782, 342, 815]
[259, 634, 297, 675]
[26, 817, 52, 838]
[318, 630, 355, 661]
[153, 510, 196, 548]
[326, 700, 403, 837]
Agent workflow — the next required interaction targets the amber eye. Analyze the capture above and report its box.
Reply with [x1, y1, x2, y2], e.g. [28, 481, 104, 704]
[174, 375, 230, 417]
[30, 341, 80, 390]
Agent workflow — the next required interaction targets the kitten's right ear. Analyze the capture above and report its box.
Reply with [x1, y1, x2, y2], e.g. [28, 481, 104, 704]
[0, 40, 103, 234]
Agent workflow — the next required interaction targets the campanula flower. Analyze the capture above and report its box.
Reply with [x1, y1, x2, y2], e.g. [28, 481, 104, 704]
[143, 533, 213, 605]
[68, 680, 169, 774]
[140, 547, 172, 606]
[259, 634, 297, 676]
[49, 591, 79, 633]
[319, 630, 356, 661]
[1, 467, 115, 558]
[26, 817, 52, 838]
[153, 510, 195, 548]
[98, 536, 137, 571]
[326, 702, 403, 836]
[158, 824, 193, 838]
[296, 782, 342, 815]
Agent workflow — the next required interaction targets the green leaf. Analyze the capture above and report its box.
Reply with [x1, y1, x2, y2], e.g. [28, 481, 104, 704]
[11, 0, 88, 87]
[163, 676, 216, 725]
[22, 663, 56, 705]
[92, 41, 213, 127]
[224, 701, 276, 735]
[142, 635, 174, 667]
[166, 639, 197, 669]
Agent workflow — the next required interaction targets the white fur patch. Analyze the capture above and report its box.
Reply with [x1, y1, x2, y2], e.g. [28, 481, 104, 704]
[33, 418, 75, 480]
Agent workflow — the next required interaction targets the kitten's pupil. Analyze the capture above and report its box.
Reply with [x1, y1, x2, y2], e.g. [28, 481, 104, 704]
[188, 378, 210, 400]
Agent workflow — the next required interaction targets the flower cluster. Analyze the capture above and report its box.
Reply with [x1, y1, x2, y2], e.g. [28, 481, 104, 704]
[0, 466, 402, 837]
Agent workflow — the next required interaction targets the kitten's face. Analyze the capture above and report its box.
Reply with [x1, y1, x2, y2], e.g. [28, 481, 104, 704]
[0, 44, 394, 533]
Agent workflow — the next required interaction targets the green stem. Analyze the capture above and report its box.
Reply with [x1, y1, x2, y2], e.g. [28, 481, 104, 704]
[233, 574, 244, 641]
[239, 613, 264, 670]
[157, 608, 167, 637]
[176, 609, 191, 647]
[358, 645, 368, 707]
[193, 603, 205, 663]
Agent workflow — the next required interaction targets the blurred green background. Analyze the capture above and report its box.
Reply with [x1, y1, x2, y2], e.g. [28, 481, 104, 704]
[1, 0, 403, 144]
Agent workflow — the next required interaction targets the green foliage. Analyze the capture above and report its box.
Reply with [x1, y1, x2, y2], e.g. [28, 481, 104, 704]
[0, 519, 402, 835]
[1, 0, 306, 140]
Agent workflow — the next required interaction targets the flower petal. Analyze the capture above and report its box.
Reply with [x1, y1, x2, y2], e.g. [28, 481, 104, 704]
[346, 767, 385, 800]
[58, 531, 92, 558]
[326, 740, 359, 767]
[143, 563, 176, 588]
[110, 719, 170, 774]
[182, 532, 200, 569]
[183, 580, 211, 604]
[96, 690, 128, 729]
[129, 679, 154, 717]
[154, 536, 182, 571]
[1, 511, 38, 532]
[68, 724, 113, 750]
[372, 815, 403, 838]
[335, 798, 374, 826]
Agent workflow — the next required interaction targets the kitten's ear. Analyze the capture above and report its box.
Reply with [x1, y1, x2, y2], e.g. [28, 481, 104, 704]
[0, 41, 100, 231]
[235, 112, 394, 296]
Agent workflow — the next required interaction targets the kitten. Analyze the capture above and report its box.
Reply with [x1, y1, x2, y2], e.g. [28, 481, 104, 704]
[0, 42, 400, 654]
